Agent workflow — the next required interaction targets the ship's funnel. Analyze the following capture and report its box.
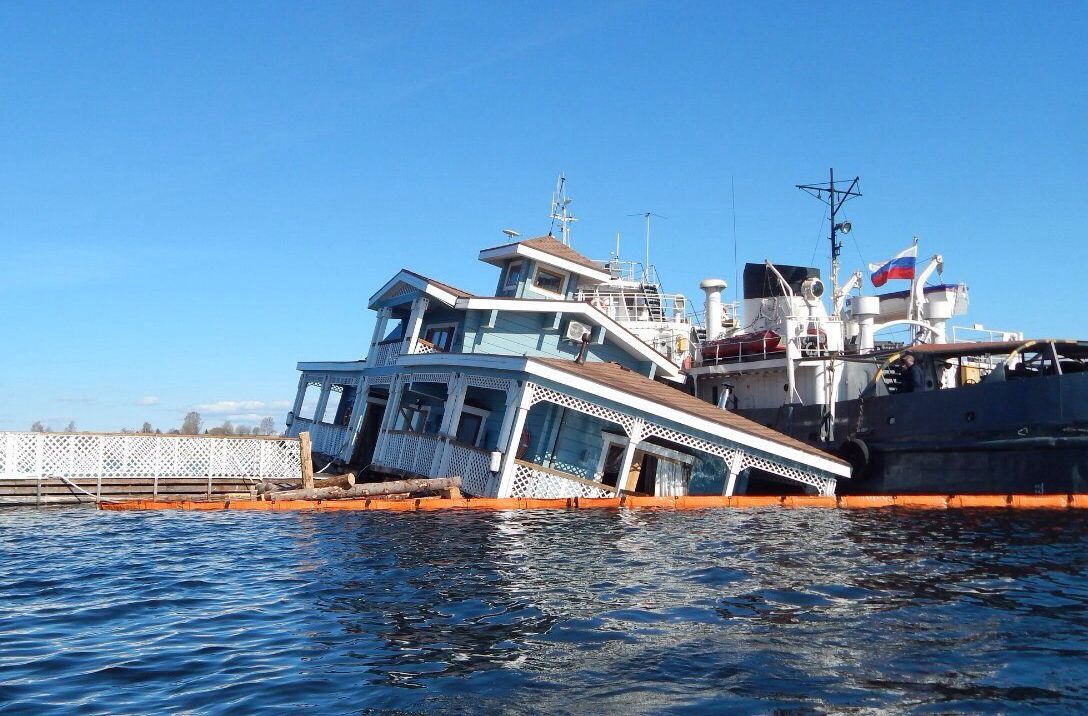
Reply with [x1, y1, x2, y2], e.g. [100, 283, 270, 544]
[700, 278, 727, 341]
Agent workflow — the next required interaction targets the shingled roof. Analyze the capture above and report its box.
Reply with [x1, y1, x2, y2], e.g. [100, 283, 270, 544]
[479, 234, 607, 275]
[534, 358, 848, 464]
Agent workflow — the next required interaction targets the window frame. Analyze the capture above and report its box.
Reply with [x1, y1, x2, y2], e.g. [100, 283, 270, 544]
[422, 322, 458, 352]
[455, 405, 491, 447]
[531, 265, 567, 296]
[503, 261, 525, 291]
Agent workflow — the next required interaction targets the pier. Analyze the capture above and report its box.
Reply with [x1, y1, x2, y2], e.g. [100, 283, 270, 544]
[0, 431, 303, 506]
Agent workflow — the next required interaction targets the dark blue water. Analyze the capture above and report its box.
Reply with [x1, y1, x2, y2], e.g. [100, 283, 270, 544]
[1, 508, 1087, 714]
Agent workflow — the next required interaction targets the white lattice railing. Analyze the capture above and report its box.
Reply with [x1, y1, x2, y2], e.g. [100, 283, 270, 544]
[292, 418, 352, 457]
[0, 432, 302, 480]
[370, 340, 402, 368]
[442, 442, 493, 496]
[510, 459, 617, 499]
[376, 431, 442, 476]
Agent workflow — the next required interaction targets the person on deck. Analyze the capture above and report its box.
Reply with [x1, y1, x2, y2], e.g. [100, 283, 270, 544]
[900, 353, 925, 393]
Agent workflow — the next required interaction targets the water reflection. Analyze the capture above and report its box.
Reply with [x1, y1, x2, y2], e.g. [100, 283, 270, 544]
[1, 507, 1086, 713]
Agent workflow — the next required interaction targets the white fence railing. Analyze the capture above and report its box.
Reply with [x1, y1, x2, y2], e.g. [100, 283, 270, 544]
[377, 431, 442, 476]
[291, 418, 352, 457]
[510, 460, 616, 499]
[442, 442, 493, 496]
[0, 432, 302, 480]
[370, 340, 402, 368]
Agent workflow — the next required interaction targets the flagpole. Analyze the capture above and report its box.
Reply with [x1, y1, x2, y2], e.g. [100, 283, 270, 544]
[908, 236, 920, 321]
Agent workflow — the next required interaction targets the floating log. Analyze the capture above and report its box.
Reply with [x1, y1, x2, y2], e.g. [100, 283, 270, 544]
[269, 476, 462, 501]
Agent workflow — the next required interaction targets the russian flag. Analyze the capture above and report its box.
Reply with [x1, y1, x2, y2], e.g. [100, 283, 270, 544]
[869, 245, 917, 288]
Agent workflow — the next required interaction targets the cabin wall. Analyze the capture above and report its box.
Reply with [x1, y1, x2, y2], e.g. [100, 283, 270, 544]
[522, 402, 617, 480]
[462, 311, 645, 370]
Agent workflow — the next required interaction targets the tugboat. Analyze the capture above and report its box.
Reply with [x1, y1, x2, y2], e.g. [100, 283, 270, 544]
[685, 170, 1088, 494]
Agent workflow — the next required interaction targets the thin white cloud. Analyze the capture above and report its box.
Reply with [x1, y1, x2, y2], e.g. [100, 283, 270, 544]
[136, 395, 160, 406]
[196, 400, 290, 414]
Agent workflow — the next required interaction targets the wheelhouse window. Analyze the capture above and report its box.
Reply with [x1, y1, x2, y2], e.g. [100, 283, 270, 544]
[422, 324, 456, 352]
[504, 261, 524, 291]
[533, 267, 566, 295]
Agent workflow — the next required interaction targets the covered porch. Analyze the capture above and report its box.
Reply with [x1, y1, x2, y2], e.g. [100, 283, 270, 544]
[354, 357, 847, 499]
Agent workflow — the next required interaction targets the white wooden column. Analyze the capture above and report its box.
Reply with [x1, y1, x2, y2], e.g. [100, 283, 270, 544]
[617, 417, 645, 493]
[402, 296, 430, 354]
[495, 383, 534, 498]
[373, 374, 406, 464]
[290, 373, 308, 423]
[339, 378, 371, 462]
[313, 374, 333, 424]
[369, 306, 392, 352]
[723, 450, 746, 497]
[433, 373, 467, 476]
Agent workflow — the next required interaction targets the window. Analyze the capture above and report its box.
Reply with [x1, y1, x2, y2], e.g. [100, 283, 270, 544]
[422, 323, 457, 352]
[454, 405, 491, 447]
[504, 261, 524, 290]
[533, 267, 566, 295]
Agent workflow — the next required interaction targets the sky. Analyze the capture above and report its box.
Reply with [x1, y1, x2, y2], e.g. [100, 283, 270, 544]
[1, 1, 1085, 432]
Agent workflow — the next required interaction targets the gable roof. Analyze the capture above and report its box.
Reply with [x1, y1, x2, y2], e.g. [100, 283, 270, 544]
[533, 358, 848, 466]
[478, 235, 611, 281]
[368, 269, 474, 309]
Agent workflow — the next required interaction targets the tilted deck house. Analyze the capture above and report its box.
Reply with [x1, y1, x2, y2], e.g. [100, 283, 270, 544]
[286, 236, 849, 498]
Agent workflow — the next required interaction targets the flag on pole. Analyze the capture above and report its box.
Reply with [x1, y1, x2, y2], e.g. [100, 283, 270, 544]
[868, 244, 918, 287]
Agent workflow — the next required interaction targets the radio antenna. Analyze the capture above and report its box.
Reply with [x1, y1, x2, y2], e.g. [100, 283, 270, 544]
[797, 168, 861, 318]
[549, 174, 577, 246]
[627, 211, 667, 284]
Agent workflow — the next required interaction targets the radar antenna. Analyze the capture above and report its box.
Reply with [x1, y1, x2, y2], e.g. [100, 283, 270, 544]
[549, 174, 577, 246]
[796, 168, 862, 318]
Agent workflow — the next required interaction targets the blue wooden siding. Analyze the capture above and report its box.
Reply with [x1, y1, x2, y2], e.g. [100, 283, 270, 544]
[462, 311, 646, 371]
[523, 402, 619, 480]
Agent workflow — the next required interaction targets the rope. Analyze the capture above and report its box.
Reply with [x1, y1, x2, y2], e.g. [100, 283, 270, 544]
[53, 474, 120, 504]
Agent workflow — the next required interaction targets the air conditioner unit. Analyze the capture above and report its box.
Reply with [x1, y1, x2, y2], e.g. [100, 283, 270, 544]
[565, 320, 591, 342]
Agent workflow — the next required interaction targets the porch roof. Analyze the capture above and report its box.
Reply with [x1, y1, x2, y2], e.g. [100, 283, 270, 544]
[532, 358, 848, 468]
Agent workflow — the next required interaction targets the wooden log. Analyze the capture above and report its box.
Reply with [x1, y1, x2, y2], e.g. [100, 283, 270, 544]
[270, 476, 462, 501]
[299, 431, 314, 490]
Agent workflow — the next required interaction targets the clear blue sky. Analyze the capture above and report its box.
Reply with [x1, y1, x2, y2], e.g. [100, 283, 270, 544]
[2, 1, 1085, 432]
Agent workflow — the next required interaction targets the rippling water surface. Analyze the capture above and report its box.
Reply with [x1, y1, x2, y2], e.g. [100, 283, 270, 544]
[1, 507, 1087, 714]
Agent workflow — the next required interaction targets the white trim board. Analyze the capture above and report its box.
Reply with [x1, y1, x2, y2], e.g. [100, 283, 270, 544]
[478, 244, 611, 282]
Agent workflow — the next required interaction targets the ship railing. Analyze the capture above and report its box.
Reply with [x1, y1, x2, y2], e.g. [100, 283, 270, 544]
[575, 289, 690, 325]
[950, 325, 1025, 344]
[0, 431, 302, 480]
[593, 259, 658, 284]
[510, 459, 617, 499]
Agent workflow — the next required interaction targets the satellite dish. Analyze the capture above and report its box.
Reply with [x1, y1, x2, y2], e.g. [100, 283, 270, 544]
[502, 229, 520, 239]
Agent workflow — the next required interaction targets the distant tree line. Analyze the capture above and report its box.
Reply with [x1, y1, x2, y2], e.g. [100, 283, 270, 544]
[29, 414, 281, 436]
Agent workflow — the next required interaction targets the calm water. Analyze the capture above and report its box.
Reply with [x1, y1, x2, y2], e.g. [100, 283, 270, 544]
[1, 507, 1087, 715]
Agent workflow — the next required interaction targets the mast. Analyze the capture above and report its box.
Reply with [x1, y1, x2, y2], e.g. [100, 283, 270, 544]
[627, 211, 667, 284]
[549, 174, 577, 246]
[797, 169, 861, 318]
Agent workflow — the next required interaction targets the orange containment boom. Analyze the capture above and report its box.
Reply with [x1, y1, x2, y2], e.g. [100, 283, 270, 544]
[99, 493, 1088, 512]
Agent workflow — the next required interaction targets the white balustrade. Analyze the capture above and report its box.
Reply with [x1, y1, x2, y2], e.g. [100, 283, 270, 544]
[510, 459, 616, 499]
[0, 432, 302, 480]
[442, 442, 493, 496]
[304, 421, 352, 457]
[370, 341, 402, 368]
[376, 431, 442, 476]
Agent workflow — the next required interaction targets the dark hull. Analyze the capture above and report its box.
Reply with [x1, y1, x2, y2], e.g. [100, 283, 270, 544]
[737, 371, 1088, 495]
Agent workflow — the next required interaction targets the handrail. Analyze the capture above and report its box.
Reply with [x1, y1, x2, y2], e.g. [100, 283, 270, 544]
[514, 459, 618, 494]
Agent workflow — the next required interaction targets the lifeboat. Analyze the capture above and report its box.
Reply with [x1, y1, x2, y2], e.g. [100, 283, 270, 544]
[701, 328, 827, 361]
[701, 330, 784, 360]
